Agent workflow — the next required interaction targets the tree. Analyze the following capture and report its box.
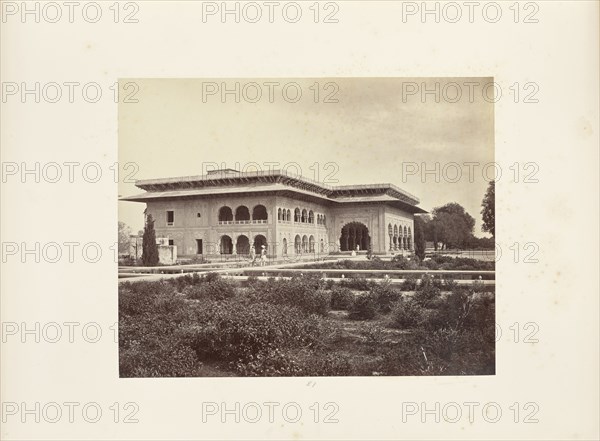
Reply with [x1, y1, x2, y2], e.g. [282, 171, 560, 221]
[141, 214, 159, 266]
[481, 180, 495, 236]
[413, 216, 426, 260]
[428, 202, 476, 250]
[118, 221, 132, 255]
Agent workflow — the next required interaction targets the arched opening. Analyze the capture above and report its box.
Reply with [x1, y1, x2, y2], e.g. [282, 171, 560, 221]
[252, 204, 268, 221]
[294, 235, 301, 254]
[277, 208, 282, 221]
[323, 215, 326, 225]
[320, 238, 324, 253]
[403, 226, 408, 249]
[308, 210, 314, 224]
[253, 234, 267, 251]
[301, 209, 307, 223]
[218, 206, 233, 222]
[236, 235, 250, 254]
[309, 235, 315, 253]
[339, 222, 370, 252]
[302, 235, 308, 253]
[286, 209, 291, 221]
[220, 235, 233, 254]
[282, 238, 288, 255]
[294, 208, 300, 222]
[407, 227, 412, 250]
[235, 205, 250, 221]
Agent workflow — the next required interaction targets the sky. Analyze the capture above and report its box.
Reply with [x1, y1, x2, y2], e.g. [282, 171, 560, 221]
[118, 77, 494, 235]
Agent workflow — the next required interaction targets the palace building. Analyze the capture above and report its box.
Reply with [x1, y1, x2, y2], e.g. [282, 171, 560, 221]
[121, 169, 427, 259]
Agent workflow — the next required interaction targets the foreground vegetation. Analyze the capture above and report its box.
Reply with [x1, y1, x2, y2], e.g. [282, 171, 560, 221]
[119, 272, 495, 377]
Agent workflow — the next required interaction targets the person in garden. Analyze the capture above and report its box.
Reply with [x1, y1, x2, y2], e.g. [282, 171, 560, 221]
[260, 245, 267, 266]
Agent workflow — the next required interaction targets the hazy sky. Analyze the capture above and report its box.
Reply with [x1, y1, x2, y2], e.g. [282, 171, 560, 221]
[119, 78, 494, 234]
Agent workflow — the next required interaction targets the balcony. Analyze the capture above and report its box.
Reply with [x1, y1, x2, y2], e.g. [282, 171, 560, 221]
[218, 220, 268, 225]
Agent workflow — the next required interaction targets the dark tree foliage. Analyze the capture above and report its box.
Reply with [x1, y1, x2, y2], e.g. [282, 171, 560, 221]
[481, 180, 495, 236]
[427, 203, 476, 250]
[414, 215, 427, 260]
[141, 214, 159, 266]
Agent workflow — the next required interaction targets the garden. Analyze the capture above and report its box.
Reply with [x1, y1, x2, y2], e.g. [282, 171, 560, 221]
[119, 264, 495, 377]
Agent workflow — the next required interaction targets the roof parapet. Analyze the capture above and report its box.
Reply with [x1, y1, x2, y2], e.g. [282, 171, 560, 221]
[133, 169, 420, 205]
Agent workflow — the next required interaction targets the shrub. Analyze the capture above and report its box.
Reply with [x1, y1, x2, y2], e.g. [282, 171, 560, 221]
[421, 288, 494, 337]
[362, 323, 386, 346]
[183, 275, 237, 301]
[369, 280, 401, 313]
[339, 276, 372, 291]
[330, 286, 355, 310]
[302, 352, 353, 376]
[348, 294, 377, 320]
[392, 254, 419, 270]
[400, 274, 419, 291]
[236, 349, 353, 377]
[236, 348, 304, 377]
[120, 340, 198, 377]
[179, 300, 327, 363]
[389, 299, 426, 329]
[119, 281, 181, 316]
[246, 275, 330, 316]
[244, 275, 261, 287]
[413, 275, 442, 307]
[169, 272, 203, 292]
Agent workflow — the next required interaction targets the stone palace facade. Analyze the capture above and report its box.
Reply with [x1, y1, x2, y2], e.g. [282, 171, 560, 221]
[121, 169, 427, 259]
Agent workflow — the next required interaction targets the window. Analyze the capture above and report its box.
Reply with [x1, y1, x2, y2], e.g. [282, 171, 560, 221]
[168, 239, 174, 246]
[166, 210, 174, 226]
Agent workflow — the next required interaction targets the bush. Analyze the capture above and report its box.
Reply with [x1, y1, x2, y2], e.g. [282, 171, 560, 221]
[339, 276, 372, 291]
[246, 275, 330, 316]
[369, 280, 401, 313]
[236, 348, 304, 377]
[330, 286, 355, 310]
[302, 352, 353, 376]
[179, 300, 327, 363]
[348, 294, 377, 320]
[413, 275, 442, 307]
[400, 274, 419, 291]
[119, 281, 182, 316]
[236, 349, 353, 377]
[120, 340, 198, 377]
[389, 299, 426, 329]
[391, 255, 419, 270]
[169, 272, 203, 292]
[183, 275, 237, 301]
[244, 275, 261, 287]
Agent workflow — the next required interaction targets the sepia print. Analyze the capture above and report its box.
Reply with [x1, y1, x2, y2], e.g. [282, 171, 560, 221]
[118, 78, 495, 377]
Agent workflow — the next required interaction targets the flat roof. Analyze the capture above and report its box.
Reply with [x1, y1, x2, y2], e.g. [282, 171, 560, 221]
[126, 169, 421, 206]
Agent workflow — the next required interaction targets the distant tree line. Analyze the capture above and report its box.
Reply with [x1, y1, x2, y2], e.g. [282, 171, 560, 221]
[413, 180, 495, 254]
